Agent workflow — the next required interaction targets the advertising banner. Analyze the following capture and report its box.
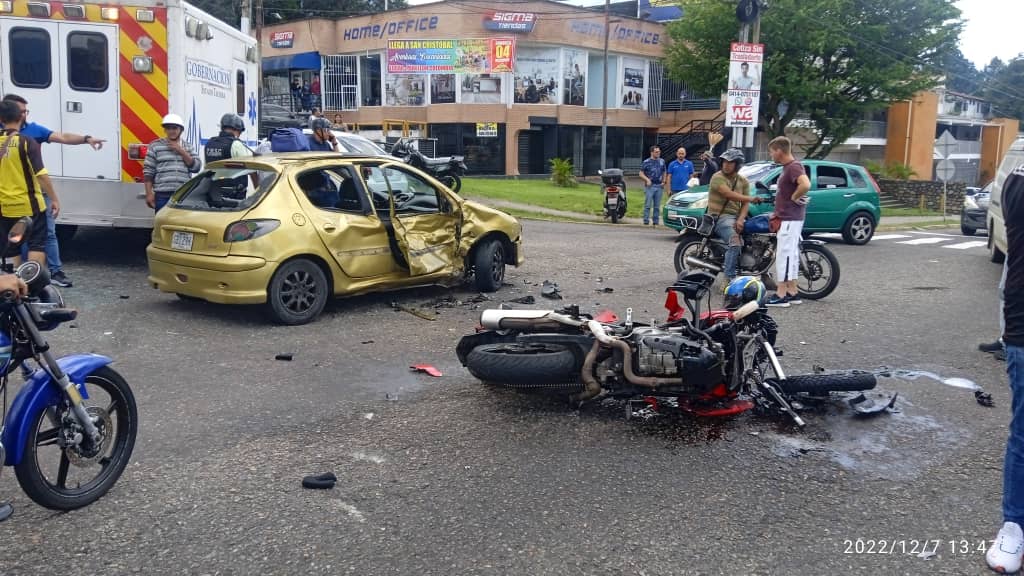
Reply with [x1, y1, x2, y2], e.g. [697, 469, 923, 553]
[476, 122, 499, 137]
[270, 31, 294, 48]
[725, 42, 763, 128]
[483, 11, 537, 33]
[514, 47, 559, 104]
[387, 38, 515, 74]
[563, 48, 586, 106]
[621, 57, 648, 110]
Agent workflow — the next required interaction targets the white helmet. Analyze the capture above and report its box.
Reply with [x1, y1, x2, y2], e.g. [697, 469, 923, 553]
[161, 113, 185, 129]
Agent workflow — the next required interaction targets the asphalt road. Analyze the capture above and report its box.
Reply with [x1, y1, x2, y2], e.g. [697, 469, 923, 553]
[0, 222, 1010, 575]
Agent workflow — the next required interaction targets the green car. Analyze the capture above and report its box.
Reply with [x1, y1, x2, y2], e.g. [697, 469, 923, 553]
[662, 160, 882, 245]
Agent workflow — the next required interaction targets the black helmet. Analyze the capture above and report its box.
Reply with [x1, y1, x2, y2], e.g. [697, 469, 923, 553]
[718, 147, 745, 165]
[311, 118, 332, 132]
[220, 113, 245, 132]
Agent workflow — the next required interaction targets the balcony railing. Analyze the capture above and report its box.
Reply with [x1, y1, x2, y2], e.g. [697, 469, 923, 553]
[850, 120, 888, 139]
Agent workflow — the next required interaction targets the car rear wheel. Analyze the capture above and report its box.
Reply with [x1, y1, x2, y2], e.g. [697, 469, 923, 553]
[473, 239, 505, 293]
[989, 228, 1006, 264]
[961, 223, 977, 236]
[841, 212, 875, 245]
[267, 259, 329, 325]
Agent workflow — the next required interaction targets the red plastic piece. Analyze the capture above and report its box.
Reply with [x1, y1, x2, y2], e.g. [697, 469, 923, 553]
[678, 399, 755, 417]
[594, 310, 619, 323]
[410, 364, 443, 377]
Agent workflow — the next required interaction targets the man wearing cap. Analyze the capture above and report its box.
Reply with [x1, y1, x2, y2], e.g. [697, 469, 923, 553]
[143, 113, 201, 211]
[204, 113, 259, 199]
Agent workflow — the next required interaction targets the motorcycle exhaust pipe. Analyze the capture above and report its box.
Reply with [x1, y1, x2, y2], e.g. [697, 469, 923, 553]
[685, 256, 722, 274]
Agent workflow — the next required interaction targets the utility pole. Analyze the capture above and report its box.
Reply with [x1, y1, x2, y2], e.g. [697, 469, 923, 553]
[600, 0, 609, 171]
[733, 0, 761, 161]
[255, 0, 264, 105]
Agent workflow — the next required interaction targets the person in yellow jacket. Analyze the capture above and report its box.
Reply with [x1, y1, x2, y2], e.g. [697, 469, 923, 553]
[0, 100, 59, 266]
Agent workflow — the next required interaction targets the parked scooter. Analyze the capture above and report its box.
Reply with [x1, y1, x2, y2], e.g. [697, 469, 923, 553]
[391, 138, 468, 192]
[598, 168, 627, 223]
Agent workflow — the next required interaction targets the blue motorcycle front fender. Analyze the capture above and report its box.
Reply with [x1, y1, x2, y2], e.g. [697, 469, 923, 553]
[2, 354, 112, 466]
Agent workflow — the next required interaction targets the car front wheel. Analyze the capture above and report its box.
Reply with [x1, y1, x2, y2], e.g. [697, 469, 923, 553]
[473, 239, 505, 292]
[842, 212, 875, 245]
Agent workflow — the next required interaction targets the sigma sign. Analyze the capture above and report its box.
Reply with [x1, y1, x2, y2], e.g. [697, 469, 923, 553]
[483, 11, 537, 33]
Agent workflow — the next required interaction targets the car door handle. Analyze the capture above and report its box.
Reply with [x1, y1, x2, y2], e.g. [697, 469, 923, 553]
[323, 222, 337, 232]
[843, 193, 855, 198]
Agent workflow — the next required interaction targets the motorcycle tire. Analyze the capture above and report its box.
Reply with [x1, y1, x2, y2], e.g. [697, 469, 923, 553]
[773, 373, 877, 394]
[15, 366, 138, 510]
[441, 174, 462, 193]
[673, 237, 708, 274]
[466, 343, 581, 387]
[796, 244, 840, 300]
[610, 207, 619, 224]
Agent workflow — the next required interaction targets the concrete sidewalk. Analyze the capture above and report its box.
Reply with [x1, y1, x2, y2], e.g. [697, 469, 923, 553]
[465, 195, 957, 230]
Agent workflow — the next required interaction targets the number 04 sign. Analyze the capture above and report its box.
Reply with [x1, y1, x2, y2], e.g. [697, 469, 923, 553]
[725, 42, 763, 128]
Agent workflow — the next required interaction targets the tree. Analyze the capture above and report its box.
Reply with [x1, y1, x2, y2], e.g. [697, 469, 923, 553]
[664, 0, 962, 158]
[983, 56, 1024, 123]
[942, 49, 983, 95]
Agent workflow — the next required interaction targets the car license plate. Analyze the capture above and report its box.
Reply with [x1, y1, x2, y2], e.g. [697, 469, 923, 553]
[171, 231, 194, 251]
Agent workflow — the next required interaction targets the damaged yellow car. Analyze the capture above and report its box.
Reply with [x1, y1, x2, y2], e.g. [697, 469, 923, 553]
[146, 154, 523, 325]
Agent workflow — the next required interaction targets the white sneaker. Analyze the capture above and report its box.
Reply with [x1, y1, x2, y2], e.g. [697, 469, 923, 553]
[987, 522, 1024, 574]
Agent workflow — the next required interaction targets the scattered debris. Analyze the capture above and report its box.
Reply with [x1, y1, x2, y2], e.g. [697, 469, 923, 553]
[363, 413, 375, 420]
[467, 293, 491, 304]
[749, 431, 760, 437]
[508, 295, 536, 305]
[301, 472, 337, 490]
[385, 393, 399, 402]
[275, 353, 293, 361]
[975, 389, 996, 408]
[410, 364, 443, 377]
[119, 295, 130, 300]
[917, 550, 937, 560]
[361, 340, 375, 345]
[848, 392, 899, 417]
[595, 287, 614, 293]
[392, 301, 437, 321]
[541, 281, 562, 300]
[594, 310, 619, 323]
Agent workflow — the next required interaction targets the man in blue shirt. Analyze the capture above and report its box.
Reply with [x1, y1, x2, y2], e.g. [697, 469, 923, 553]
[639, 145, 667, 226]
[3, 94, 106, 288]
[307, 118, 340, 152]
[667, 147, 695, 193]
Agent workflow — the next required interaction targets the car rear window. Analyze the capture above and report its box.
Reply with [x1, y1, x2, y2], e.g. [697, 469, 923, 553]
[170, 167, 279, 212]
[849, 169, 868, 188]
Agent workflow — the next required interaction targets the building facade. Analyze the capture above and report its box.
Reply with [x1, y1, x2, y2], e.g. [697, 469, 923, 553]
[261, 0, 670, 175]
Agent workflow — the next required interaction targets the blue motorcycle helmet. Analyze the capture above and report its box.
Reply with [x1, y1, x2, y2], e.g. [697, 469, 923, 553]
[723, 276, 766, 310]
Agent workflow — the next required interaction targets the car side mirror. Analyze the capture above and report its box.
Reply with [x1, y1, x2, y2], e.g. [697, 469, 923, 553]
[755, 181, 769, 193]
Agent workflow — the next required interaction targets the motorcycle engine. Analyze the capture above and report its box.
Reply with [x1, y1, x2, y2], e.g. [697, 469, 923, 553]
[739, 236, 775, 272]
[632, 327, 723, 390]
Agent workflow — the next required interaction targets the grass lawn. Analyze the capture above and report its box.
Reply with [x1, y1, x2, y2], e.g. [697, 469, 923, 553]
[459, 178, 651, 218]
[880, 207, 950, 217]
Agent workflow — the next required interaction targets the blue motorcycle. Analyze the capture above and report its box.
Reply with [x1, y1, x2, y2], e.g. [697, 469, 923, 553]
[0, 218, 137, 518]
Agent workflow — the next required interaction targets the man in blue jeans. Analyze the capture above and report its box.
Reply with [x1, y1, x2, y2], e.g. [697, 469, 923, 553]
[3, 94, 106, 288]
[989, 163, 1024, 574]
[639, 145, 666, 226]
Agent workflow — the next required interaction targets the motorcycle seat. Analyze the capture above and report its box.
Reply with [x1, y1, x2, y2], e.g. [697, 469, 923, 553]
[423, 156, 453, 167]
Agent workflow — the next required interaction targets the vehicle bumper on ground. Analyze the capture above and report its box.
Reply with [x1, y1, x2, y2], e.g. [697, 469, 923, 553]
[962, 208, 987, 230]
[147, 246, 274, 305]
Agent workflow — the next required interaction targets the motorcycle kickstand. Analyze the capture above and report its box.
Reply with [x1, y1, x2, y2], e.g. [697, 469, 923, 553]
[758, 379, 806, 428]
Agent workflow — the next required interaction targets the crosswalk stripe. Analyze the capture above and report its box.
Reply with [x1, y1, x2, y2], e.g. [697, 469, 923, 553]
[942, 241, 988, 250]
[871, 234, 912, 240]
[896, 237, 950, 245]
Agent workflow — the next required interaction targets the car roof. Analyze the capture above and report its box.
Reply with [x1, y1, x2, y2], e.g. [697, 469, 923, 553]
[211, 153, 399, 167]
[744, 159, 867, 170]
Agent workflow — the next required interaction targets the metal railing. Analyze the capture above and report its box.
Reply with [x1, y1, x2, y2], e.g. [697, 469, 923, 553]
[850, 120, 888, 139]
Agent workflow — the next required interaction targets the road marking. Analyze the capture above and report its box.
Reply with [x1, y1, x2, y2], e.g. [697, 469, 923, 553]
[871, 234, 912, 240]
[942, 241, 988, 250]
[907, 230, 978, 238]
[895, 237, 951, 245]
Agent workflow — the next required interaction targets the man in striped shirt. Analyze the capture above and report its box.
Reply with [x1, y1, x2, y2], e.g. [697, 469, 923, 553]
[143, 113, 201, 211]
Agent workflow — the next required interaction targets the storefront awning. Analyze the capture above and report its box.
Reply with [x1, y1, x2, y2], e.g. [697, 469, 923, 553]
[262, 51, 321, 72]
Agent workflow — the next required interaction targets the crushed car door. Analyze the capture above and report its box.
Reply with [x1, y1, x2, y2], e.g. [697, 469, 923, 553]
[368, 162, 461, 276]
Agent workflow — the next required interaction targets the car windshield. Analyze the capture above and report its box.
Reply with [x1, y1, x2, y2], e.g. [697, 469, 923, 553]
[739, 162, 778, 183]
[171, 166, 279, 212]
[338, 137, 386, 156]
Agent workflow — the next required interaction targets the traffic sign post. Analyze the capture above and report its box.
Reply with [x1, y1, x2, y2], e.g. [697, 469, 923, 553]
[934, 131, 959, 223]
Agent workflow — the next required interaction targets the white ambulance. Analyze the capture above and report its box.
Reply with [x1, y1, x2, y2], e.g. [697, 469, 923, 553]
[0, 0, 259, 237]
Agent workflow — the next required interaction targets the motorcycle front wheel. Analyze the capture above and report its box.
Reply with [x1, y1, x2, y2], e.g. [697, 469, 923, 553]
[14, 366, 138, 510]
[466, 343, 581, 390]
[796, 244, 840, 300]
[673, 237, 709, 274]
[440, 174, 462, 193]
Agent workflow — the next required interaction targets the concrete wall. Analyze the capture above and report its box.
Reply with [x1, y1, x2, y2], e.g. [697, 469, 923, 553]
[878, 178, 966, 213]
[981, 118, 1021, 185]
[884, 92, 939, 181]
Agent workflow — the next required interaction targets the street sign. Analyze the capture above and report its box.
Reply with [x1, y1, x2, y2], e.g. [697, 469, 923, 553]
[935, 158, 956, 182]
[935, 130, 958, 159]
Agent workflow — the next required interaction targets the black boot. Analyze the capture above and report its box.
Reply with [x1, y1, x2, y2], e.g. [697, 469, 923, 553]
[979, 340, 1004, 354]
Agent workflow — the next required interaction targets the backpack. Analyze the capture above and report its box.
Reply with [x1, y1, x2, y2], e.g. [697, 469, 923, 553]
[270, 127, 310, 153]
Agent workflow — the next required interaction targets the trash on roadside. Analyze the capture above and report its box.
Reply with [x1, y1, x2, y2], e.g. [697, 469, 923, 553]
[392, 301, 437, 321]
[917, 550, 937, 560]
[508, 295, 536, 305]
[410, 364, 443, 377]
[848, 392, 898, 416]
[275, 353, 294, 361]
[541, 281, 562, 300]
[363, 413, 374, 420]
[975, 389, 996, 407]
[467, 294, 491, 304]
[301, 472, 337, 490]
[361, 340, 375, 345]
[595, 287, 614, 293]
[385, 393, 399, 402]
[119, 295, 130, 300]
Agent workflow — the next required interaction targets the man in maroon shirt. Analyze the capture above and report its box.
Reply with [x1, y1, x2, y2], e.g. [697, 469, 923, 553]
[765, 136, 810, 307]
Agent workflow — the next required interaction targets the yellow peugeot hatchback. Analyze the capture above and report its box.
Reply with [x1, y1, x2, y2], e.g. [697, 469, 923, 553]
[147, 154, 524, 324]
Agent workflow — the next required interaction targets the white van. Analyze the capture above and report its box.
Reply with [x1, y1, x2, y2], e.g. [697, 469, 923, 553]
[986, 137, 1024, 263]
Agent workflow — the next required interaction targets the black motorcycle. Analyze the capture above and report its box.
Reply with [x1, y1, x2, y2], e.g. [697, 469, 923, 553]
[391, 138, 468, 193]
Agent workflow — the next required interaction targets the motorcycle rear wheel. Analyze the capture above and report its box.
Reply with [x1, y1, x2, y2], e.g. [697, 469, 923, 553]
[466, 343, 581, 388]
[15, 366, 138, 510]
[773, 372, 877, 394]
[441, 174, 462, 193]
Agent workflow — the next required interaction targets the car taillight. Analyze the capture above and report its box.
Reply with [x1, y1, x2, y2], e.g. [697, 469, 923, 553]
[127, 143, 148, 160]
[224, 219, 280, 242]
[867, 172, 881, 195]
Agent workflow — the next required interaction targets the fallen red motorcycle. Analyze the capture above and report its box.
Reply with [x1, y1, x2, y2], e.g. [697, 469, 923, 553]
[456, 271, 876, 427]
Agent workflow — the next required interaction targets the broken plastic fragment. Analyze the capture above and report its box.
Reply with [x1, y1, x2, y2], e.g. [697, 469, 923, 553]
[410, 364, 442, 377]
[848, 392, 898, 416]
[508, 295, 536, 305]
[975, 390, 995, 407]
[275, 353, 294, 361]
[541, 281, 562, 300]
[301, 472, 337, 490]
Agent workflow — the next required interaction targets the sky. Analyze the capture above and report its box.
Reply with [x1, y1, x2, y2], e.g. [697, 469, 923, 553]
[407, 0, 1023, 67]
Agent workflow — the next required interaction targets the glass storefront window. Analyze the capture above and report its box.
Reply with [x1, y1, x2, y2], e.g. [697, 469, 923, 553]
[431, 124, 506, 175]
[360, 54, 381, 107]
